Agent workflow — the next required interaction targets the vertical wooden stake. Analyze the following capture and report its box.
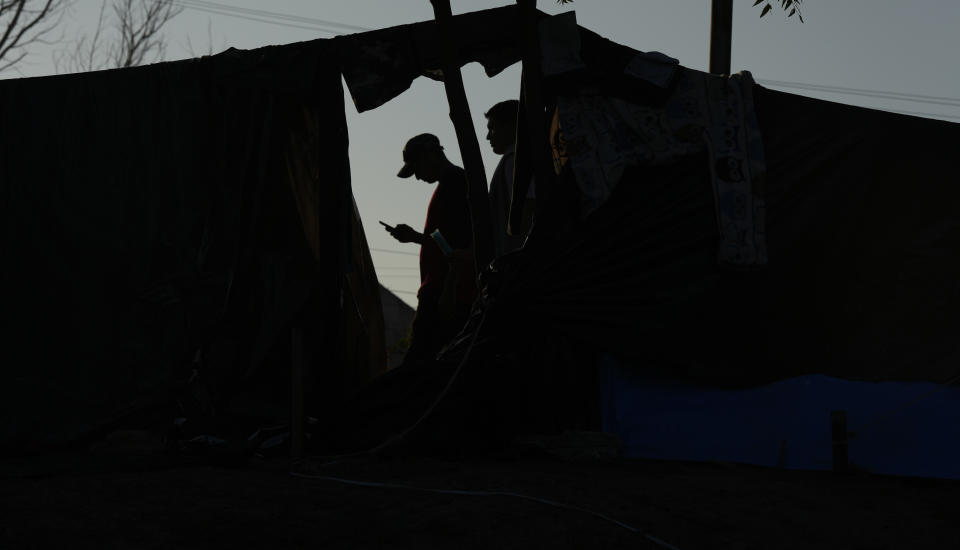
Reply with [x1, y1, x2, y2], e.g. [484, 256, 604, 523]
[709, 0, 733, 75]
[291, 325, 305, 461]
[514, 0, 557, 235]
[831, 410, 849, 474]
[429, 0, 495, 276]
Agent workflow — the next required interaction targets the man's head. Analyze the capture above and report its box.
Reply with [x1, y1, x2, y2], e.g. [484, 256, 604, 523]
[397, 133, 447, 183]
[484, 99, 519, 155]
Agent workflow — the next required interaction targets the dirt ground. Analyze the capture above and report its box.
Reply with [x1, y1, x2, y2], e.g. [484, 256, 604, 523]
[2, 452, 958, 550]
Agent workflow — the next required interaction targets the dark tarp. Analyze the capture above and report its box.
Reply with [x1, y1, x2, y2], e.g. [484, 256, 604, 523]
[336, 5, 526, 113]
[331, 82, 960, 456]
[491, 69, 960, 386]
[338, 6, 960, 387]
[339, 9, 954, 387]
[311, 8, 960, 458]
[0, 39, 385, 450]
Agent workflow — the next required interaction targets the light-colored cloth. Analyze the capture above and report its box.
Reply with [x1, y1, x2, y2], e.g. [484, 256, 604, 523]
[554, 70, 768, 267]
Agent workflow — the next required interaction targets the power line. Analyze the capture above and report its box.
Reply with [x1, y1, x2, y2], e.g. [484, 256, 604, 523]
[371, 248, 419, 256]
[179, 0, 373, 32]
[171, 3, 960, 122]
[170, 2, 960, 110]
[177, 0, 372, 32]
[174, 1, 369, 34]
[758, 80, 960, 121]
[174, 3, 342, 33]
[757, 78, 960, 107]
[385, 288, 417, 296]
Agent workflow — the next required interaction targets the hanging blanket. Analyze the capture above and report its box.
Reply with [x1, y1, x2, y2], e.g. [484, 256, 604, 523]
[554, 69, 768, 267]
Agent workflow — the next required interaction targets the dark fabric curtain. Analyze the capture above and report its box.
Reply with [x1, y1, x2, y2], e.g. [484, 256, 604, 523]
[489, 87, 960, 387]
[754, 86, 960, 384]
[0, 40, 376, 449]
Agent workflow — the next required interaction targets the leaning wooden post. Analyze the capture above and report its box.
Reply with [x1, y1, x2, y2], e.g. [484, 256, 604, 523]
[831, 410, 849, 474]
[514, 0, 556, 233]
[429, 0, 495, 277]
[291, 324, 305, 462]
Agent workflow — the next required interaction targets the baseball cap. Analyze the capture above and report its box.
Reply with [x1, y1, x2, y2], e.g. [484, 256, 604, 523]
[397, 133, 442, 178]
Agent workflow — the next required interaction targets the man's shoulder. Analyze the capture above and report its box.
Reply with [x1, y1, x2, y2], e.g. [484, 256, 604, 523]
[439, 164, 467, 189]
[494, 150, 515, 172]
[442, 164, 466, 180]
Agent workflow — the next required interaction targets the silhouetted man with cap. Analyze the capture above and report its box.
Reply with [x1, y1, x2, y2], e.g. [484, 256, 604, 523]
[384, 133, 477, 365]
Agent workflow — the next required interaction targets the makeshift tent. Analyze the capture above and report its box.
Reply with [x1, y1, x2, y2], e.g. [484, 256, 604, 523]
[380, 285, 416, 368]
[331, 7, 960, 478]
[0, 40, 386, 451]
[4, 5, 959, 479]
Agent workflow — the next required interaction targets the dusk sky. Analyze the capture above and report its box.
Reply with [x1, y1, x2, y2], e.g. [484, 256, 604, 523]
[8, 0, 960, 305]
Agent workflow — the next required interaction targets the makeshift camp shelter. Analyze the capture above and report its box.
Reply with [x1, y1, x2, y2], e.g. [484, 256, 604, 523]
[3, 5, 960, 479]
[333, 7, 960, 478]
[0, 40, 386, 451]
[380, 285, 416, 368]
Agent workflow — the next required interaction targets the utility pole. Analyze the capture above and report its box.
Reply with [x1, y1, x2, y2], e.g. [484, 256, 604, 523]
[709, 0, 733, 74]
[429, 0, 495, 277]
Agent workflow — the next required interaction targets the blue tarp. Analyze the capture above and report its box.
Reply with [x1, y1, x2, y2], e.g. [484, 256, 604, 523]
[600, 356, 960, 479]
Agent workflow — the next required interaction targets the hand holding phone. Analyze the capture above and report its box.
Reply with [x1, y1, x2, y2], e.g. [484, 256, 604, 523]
[383, 222, 419, 244]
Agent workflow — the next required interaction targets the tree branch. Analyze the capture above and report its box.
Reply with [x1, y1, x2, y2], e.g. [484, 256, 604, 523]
[54, 0, 182, 74]
[0, 0, 68, 72]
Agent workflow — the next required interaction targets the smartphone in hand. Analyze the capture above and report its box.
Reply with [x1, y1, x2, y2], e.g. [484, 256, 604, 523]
[379, 220, 395, 232]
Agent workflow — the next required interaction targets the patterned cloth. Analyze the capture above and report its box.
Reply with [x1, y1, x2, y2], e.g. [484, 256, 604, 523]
[554, 69, 768, 267]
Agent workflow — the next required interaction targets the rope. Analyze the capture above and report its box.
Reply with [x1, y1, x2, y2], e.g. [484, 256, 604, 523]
[306, 303, 490, 462]
[293, 298, 681, 547]
[289, 470, 681, 550]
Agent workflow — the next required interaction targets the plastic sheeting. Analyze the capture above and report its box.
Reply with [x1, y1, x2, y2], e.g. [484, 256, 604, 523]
[0, 40, 384, 450]
[336, 5, 523, 113]
[600, 355, 960, 479]
[494, 73, 960, 387]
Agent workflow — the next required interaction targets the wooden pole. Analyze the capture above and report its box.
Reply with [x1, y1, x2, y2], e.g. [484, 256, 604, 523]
[709, 0, 733, 75]
[514, 0, 556, 234]
[831, 410, 849, 474]
[508, 77, 533, 236]
[429, 0, 494, 276]
[291, 324, 304, 461]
